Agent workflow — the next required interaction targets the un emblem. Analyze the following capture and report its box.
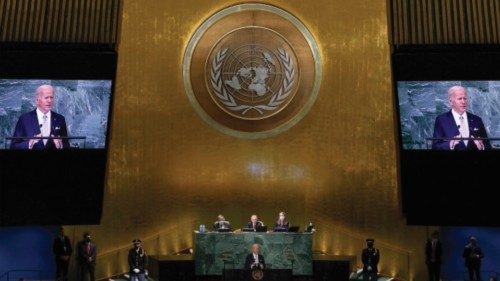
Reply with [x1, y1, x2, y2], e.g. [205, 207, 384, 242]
[209, 28, 298, 120]
[183, 4, 321, 138]
[251, 268, 264, 280]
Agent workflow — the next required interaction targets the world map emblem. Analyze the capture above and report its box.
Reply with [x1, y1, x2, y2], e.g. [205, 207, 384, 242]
[208, 28, 299, 120]
[183, 4, 322, 138]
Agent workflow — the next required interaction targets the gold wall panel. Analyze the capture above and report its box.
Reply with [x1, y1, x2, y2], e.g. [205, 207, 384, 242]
[67, 0, 430, 280]
[391, 0, 500, 44]
[0, 0, 120, 44]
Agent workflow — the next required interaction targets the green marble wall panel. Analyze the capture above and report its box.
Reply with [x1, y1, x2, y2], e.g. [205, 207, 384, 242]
[194, 232, 313, 275]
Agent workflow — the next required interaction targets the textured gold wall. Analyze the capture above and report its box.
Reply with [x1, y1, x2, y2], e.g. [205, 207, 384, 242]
[68, 0, 430, 280]
[391, 0, 500, 44]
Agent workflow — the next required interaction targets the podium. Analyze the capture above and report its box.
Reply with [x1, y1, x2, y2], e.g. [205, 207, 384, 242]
[426, 137, 500, 149]
[5, 136, 87, 149]
[223, 269, 292, 281]
[194, 231, 312, 276]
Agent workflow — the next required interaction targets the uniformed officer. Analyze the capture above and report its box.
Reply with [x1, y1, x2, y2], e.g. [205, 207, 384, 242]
[362, 238, 380, 281]
[128, 239, 148, 281]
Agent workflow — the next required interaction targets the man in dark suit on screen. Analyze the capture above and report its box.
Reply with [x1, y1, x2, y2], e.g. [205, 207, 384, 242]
[53, 227, 72, 281]
[245, 244, 266, 270]
[432, 86, 491, 150]
[425, 231, 442, 281]
[10, 85, 69, 150]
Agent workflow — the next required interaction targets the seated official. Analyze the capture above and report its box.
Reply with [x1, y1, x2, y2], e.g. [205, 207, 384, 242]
[273, 211, 290, 231]
[244, 244, 266, 270]
[246, 214, 264, 230]
[213, 214, 231, 231]
[10, 85, 69, 150]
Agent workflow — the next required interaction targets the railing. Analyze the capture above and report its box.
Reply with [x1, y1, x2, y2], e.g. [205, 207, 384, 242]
[425, 137, 500, 149]
[0, 270, 42, 281]
[4, 136, 87, 149]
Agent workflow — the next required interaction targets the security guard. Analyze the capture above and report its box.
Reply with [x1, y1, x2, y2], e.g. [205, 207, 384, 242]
[362, 238, 380, 281]
[128, 239, 148, 281]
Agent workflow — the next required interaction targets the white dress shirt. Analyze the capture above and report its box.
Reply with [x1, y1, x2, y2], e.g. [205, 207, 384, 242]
[36, 108, 51, 145]
[451, 109, 469, 146]
[253, 253, 259, 263]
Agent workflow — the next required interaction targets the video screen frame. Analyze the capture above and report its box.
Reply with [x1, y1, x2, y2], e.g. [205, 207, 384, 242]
[392, 45, 500, 226]
[0, 44, 117, 226]
[1, 79, 113, 150]
[396, 80, 500, 150]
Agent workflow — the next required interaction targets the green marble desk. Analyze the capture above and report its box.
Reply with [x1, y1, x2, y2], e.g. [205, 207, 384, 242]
[194, 231, 312, 276]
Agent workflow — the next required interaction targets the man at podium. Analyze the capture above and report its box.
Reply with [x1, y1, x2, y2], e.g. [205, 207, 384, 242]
[432, 86, 491, 150]
[10, 85, 69, 150]
[244, 244, 266, 270]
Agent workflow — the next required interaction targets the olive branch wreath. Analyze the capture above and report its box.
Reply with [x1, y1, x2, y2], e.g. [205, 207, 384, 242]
[210, 48, 295, 115]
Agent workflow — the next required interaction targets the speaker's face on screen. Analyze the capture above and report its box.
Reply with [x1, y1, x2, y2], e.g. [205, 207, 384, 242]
[449, 87, 468, 114]
[36, 87, 55, 113]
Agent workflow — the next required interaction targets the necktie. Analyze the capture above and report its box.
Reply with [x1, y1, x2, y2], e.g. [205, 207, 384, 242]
[42, 114, 49, 145]
[459, 115, 468, 146]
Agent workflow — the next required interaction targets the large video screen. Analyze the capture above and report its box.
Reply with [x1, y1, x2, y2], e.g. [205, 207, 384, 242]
[0, 46, 116, 226]
[397, 81, 500, 150]
[0, 79, 112, 149]
[393, 47, 500, 226]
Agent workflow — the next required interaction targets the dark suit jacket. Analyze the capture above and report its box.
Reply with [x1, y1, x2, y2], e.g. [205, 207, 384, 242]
[244, 253, 265, 270]
[425, 240, 442, 264]
[432, 110, 491, 150]
[10, 109, 69, 150]
[362, 248, 380, 273]
[213, 221, 231, 230]
[246, 221, 264, 230]
[128, 248, 148, 273]
[77, 241, 97, 265]
[53, 235, 73, 260]
[273, 221, 290, 231]
[463, 245, 484, 267]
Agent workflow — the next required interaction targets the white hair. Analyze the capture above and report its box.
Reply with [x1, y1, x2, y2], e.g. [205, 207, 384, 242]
[448, 85, 466, 99]
[35, 84, 54, 97]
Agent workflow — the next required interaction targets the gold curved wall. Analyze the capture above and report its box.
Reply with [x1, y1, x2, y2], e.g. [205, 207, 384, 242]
[68, 0, 429, 280]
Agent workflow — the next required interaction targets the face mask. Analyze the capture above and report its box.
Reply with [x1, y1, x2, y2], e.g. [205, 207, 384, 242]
[367, 243, 374, 248]
[85, 238, 91, 242]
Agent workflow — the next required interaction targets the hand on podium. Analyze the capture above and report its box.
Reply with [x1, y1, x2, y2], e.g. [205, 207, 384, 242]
[471, 135, 485, 150]
[251, 262, 263, 269]
[52, 134, 63, 149]
[28, 133, 42, 149]
[450, 134, 461, 150]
